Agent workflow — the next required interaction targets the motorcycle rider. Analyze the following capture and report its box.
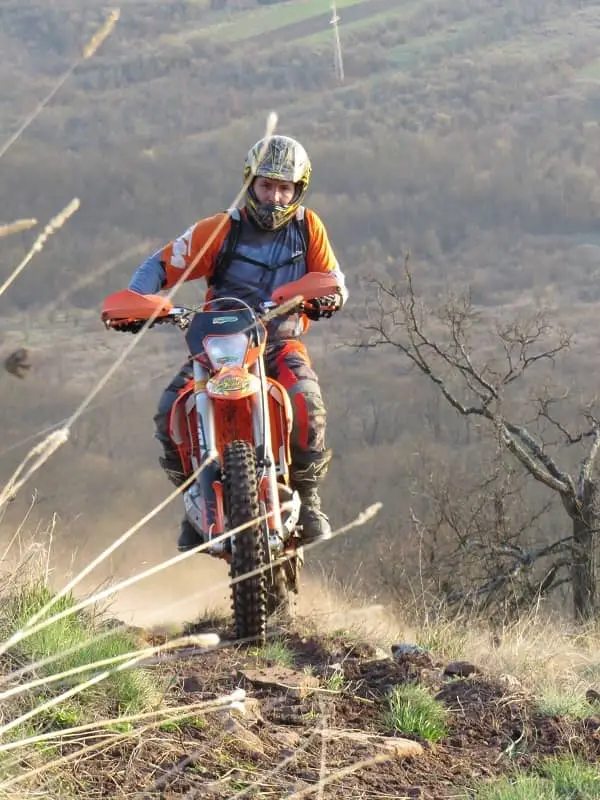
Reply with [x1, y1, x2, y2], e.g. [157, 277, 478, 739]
[108, 135, 348, 552]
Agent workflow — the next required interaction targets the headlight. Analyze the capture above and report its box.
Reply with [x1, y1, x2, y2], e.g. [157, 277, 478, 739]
[203, 333, 249, 369]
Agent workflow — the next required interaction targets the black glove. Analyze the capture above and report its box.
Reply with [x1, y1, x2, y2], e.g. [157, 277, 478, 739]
[304, 293, 342, 321]
[108, 320, 144, 334]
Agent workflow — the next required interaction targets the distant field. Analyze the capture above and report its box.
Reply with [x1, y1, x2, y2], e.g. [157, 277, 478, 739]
[298, 2, 415, 46]
[201, 0, 380, 43]
[187, 0, 600, 75]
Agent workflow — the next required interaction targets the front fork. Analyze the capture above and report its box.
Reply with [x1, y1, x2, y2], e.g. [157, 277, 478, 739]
[182, 360, 223, 549]
[251, 360, 284, 539]
[183, 357, 289, 556]
[252, 361, 301, 558]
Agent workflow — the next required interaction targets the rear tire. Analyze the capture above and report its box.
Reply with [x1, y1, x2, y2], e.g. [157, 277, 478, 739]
[224, 440, 267, 643]
[266, 564, 293, 622]
[265, 484, 301, 622]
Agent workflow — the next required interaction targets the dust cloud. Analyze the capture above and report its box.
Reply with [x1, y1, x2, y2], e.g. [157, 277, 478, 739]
[1, 492, 398, 645]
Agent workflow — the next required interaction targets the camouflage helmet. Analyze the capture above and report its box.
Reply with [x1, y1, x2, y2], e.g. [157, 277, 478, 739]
[243, 135, 312, 230]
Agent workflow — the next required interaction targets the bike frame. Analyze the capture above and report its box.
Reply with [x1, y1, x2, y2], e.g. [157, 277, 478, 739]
[176, 298, 296, 560]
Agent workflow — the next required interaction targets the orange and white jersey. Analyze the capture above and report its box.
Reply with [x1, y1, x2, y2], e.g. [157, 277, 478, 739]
[128, 206, 348, 310]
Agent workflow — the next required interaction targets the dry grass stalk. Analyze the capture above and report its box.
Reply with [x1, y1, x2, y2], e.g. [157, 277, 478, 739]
[466, 612, 600, 695]
[225, 727, 326, 800]
[0, 624, 133, 687]
[127, 503, 383, 636]
[317, 701, 328, 800]
[0, 631, 224, 739]
[0, 10, 121, 161]
[83, 9, 120, 59]
[227, 503, 382, 590]
[196, 704, 329, 800]
[43, 239, 153, 316]
[0, 689, 243, 756]
[0, 428, 70, 510]
[0, 689, 244, 791]
[0, 198, 80, 299]
[0, 68, 77, 161]
[0, 651, 149, 739]
[0, 362, 178, 460]
[0, 219, 37, 239]
[0, 634, 220, 704]
[0, 493, 38, 565]
[27, 500, 379, 658]
[19, 461, 215, 633]
[63, 111, 279, 430]
[0, 465, 213, 657]
[287, 753, 395, 799]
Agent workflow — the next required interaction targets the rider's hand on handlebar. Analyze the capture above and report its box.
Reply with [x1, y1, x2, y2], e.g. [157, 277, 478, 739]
[107, 319, 144, 334]
[304, 293, 342, 321]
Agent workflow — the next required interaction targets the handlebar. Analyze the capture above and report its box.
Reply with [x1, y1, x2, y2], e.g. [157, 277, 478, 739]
[105, 293, 341, 332]
[103, 306, 190, 333]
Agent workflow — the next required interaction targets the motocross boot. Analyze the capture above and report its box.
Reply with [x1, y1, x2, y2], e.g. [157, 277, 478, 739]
[159, 454, 186, 489]
[290, 449, 333, 544]
[158, 452, 203, 552]
[177, 519, 203, 552]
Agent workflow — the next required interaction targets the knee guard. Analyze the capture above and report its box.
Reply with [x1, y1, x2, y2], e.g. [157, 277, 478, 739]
[290, 448, 332, 489]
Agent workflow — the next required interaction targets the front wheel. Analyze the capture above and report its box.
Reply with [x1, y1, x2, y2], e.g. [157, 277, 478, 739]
[224, 440, 267, 643]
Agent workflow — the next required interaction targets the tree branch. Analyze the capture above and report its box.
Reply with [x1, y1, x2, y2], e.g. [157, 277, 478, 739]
[534, 390, 595, 445]
[502, 420, 575, 498]
[578, 425, 600, 496]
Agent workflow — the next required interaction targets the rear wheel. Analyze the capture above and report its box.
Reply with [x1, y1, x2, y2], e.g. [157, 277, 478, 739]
[266, 563, 293, 621]
[265, 483, 303, 622]
[224, 440, 267, 643]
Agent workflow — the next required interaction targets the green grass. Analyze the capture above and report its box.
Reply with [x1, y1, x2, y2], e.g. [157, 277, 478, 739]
[322, 670, 346, 692]
[475, 758, 600, 799]
[159, 715, 207, 733]
[2, 579, 162, 717]
[476, 775, 554, 800]
[299, 4, 417, 46]
[541, 758, 600, 797]
[250, 636, 295, 668]
[380, 684, 449, 742]
[415, 620, 467, 663]
[0, 575, 166, 790]
[535, 685, 595, 720]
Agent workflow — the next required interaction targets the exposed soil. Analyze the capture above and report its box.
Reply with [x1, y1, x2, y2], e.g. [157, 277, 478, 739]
[59, 622, 600, 799]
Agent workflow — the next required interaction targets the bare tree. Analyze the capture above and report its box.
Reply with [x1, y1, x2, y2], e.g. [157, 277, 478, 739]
[361, 258, 600, 622]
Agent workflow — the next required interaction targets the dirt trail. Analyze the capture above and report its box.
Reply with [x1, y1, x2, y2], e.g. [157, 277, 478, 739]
[75, 622, 600, 798]
[111, 562, 393, 638]
[107, 557, 231, 629]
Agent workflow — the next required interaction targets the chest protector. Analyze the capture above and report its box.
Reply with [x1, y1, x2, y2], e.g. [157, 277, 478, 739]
[208, 207, 310, 339]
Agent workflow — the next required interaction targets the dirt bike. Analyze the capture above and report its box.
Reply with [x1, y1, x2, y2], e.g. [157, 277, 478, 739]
[101, 272, 341, 643]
